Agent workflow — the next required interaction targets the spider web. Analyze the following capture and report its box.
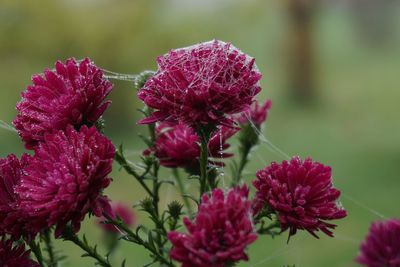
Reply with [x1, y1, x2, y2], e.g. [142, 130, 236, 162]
[1, 63, 390, 266]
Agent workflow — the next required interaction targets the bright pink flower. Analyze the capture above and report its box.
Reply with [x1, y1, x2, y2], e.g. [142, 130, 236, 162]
[16, 125, 115, 237]
[253, 157, 347, 238]
[0, 154, 32, 239]
[13, 58, 113, 149]
[146, 123, 237, 169]
[97, 202, 136, 233]
[356, 219, 400, 267]
[0, 238, 40, 267]
[138, 40, 262, 127]
[168, 186, 257, 267]
[237, 99, 272, 126]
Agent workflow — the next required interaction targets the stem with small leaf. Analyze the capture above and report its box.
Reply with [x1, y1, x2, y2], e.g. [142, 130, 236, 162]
[105, 215, 174, 267]
[232, 123, 261, 185]
[197, 126, 214, 197]
[29, 239, 45, 267]
[257, 220, 281, 235]
[115, 146, 154, 198]
[172, 168, 193, 215]
[232, 143, 252, 185]
[43, 229, 58, 267]
[62, 226, 111, 267]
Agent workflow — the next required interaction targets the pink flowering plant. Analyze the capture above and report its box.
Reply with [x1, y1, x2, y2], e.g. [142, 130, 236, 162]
[0, 40, 354, 267]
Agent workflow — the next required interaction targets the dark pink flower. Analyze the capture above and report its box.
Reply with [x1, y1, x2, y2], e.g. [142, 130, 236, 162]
[146, 123, 237, 168]
[13, 58, 113, 149]
[97, 202, 136, 233]
[168, 186, 257, 267]
[138, 40, 262, 127]
[253, 157, 347, 238]
[237, 99, 272, 126]
[16, 125, 115, 237]
[0, 154, 32, 239]
[0, 238, 40, 267]
[356, 219, 400, 267]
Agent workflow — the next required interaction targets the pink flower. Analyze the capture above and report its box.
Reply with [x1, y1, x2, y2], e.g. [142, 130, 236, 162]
[146, 123, 237, 169]
[16, 125, 115, 237]
[237, 99, 272, 126]
[168, 186, 257, 267]
[138, 40, 262, 127]
[0, 154, 32, 239]
[0, 238, 40, 267]
[97, 202, 136, 233]
[13, 58, 113, 149]
[253, 157, 347, 238]
[356, 219, 400, 267]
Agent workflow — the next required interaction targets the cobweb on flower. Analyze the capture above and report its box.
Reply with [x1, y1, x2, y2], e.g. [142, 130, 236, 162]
[137, 40, 262, 124]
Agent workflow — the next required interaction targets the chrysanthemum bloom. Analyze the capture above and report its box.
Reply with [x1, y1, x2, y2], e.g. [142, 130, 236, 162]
[97, 202, 136, 233]
[167, 186, 257, 267]
[237, 99, 272, 127]
[0, 238, 40, 267]
[138, 40, 262, 127]
[0, 154, 32, 239]
[145, 122, 237, 168]
[356, 219, 400, 267]
[253, 157, 347, 238]
[13, 58, 113, 149]
[16, 125, 115, 237]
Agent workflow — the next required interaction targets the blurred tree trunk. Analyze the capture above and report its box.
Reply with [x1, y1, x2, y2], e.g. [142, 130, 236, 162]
[287, 0, 316, 103]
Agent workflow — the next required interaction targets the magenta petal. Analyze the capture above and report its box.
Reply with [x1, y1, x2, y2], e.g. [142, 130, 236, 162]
[137, 40, 262, 127]
[13, 58, 113, 149]
[15, 125, 115, 236]
[0, 238, 40, 267]
[253, 156, 346, 239]
[167, 186, 257, 267]
[356, 219, 400, 267]
[144, 123, 237, 169]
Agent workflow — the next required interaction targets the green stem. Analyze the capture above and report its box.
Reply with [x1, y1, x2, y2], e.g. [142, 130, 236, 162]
[29, 239, 45, 267]
[233, 144, 252, 186]
[198, 129, 211, 197]
[62, 227, 111, 267]
[146, 120, 165, 254]
[152, 162, 160, 217]
[105, 215, 174, 267]
[115, 148, 154, 197]
[43, 229, 57, 267]
[172, 168, 193, 215]
[257, 220, 280, 235]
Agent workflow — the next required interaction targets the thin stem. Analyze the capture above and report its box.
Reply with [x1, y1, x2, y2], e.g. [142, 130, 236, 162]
[152, 162, 160, 217]
[29, 239, 45, 267]
[233, 144, 252, 186]
[43, 229, 57, 267]
[145, 118, 166, 258]
[257, 220, 280, 235]
[105, 215, 174, 267]
[198, 128, 211, 197]
[115, 148, 154, 197]
[62, 227, 111, 267]
[172, 168, 193, 215]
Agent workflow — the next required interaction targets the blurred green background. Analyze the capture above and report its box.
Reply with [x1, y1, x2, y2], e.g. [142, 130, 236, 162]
[1, 0, 400, 266]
